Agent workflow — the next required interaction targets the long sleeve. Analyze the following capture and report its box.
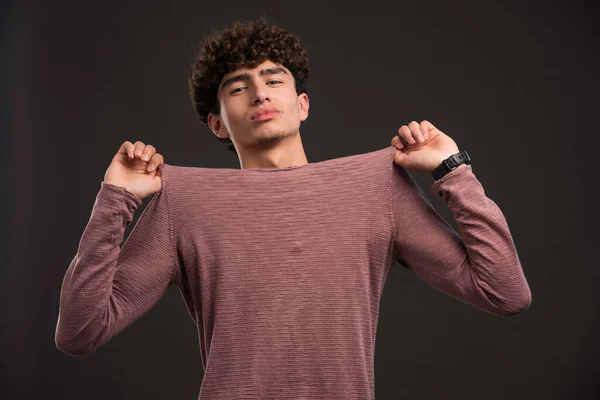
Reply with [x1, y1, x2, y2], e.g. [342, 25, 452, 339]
[55, 175, 178, 355]
[390, 163, 531, 317]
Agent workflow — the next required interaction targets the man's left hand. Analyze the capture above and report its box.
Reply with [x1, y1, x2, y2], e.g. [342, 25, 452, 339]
[391, 120, 462, 173]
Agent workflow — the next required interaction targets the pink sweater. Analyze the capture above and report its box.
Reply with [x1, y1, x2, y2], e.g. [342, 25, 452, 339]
[55, 145, 531, 399]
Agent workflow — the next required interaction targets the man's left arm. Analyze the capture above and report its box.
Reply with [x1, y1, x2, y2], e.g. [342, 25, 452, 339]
[389, 120, 532, 317]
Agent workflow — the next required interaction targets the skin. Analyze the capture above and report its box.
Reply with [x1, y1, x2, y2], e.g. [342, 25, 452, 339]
[103, 140, 164, 200]
[207, 60, 310, 169]
[391, 120, 465, 174]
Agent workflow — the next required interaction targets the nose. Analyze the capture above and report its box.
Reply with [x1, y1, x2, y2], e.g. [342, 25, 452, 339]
[252, 81, 270, 104]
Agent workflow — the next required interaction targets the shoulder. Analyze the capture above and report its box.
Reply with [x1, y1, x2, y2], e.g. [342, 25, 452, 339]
[331, 145, 395, 174]
[155, 163, 212, 193]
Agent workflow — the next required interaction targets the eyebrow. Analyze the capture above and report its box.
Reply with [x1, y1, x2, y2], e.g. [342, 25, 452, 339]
[219, 67, 289, 91]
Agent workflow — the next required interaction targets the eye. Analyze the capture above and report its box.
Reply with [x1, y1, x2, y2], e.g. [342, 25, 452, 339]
[231, 86, 246, 94]
[267, 80, 282, 85]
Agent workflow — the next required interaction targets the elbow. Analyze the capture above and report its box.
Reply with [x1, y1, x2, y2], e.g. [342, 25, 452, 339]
[55, 322, 99, 356]
[498, 292, 532, 317]
[480, 281, 532, 318]
[56, 339, 84, 356]
[55, 334, 96, 356]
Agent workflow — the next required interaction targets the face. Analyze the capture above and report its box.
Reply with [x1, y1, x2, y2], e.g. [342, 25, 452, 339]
[208, 60, 309, 150]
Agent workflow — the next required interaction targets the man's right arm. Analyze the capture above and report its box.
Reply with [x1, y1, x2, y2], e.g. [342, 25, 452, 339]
[55, 179, 177, 356]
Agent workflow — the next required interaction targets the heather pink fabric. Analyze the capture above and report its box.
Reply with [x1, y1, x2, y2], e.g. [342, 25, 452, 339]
[56, 144, 531, 399]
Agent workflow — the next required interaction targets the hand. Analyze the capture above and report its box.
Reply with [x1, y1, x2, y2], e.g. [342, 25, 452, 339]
[391, 120, 461, 173]
[103, 141, 165, 200]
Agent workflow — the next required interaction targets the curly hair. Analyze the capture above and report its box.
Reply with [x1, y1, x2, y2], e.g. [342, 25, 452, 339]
[188, 16, 310, 156]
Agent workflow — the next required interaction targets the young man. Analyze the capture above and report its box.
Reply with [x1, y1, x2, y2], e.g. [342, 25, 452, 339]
[55, 17, 531, 400]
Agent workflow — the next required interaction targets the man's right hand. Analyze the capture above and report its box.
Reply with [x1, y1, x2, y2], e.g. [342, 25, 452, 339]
[103, 141, 165, 200]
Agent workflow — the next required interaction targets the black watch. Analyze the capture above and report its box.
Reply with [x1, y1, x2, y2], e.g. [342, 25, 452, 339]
[431, 150, 471, 180]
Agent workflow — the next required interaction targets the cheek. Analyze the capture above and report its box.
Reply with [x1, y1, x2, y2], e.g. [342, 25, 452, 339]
[287, 98, 301, 116]
[222, 103, 243, 124]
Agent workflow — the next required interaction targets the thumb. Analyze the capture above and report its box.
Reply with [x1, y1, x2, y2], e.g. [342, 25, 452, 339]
[393, 147, 410, 167]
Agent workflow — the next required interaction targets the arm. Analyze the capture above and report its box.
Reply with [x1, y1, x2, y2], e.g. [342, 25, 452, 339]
[390, 163, 531, 317]
[55, 179, 177, 355]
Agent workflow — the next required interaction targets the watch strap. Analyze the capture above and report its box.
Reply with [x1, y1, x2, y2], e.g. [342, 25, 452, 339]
[432, 150, 471, 180]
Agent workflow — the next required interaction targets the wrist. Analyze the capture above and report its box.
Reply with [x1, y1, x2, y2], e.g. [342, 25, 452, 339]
[431, 150, 471, 180]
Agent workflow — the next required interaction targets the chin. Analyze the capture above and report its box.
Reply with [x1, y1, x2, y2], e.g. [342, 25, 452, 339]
[252, 126, 292, 143]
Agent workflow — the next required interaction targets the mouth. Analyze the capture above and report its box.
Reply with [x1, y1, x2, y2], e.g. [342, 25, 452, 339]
[251, 108, 280, 121]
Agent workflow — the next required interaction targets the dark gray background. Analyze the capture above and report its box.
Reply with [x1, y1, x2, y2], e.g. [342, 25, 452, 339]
[2, 0, 598, 399]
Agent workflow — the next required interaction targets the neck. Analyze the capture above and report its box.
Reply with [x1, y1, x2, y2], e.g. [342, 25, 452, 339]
[238, 131, 309, 169]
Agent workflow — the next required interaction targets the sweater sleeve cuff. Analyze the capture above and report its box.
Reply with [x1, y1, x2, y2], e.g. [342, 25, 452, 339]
[97, 182, 143, 216]
[430, 164, 474, 197]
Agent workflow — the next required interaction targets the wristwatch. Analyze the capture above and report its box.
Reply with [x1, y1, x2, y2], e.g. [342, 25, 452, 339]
[431, 150, 471, 180]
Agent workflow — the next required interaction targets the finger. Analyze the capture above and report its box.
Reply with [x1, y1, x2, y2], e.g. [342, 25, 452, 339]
[120, 141, 135, 159]
[133, 141, 146, 158]
[141, 144, 155, 162]
[392, 135, 405, 150]
[394, 135, 405, 149]
[408, 121, 424, 143]
[420, 120, 433, 138]
[397, 125, 415, 144]
[146, 153, 164, 172]
[397, 132, 408, 146]
[126, 141, 139, 158]
[401, 125, 414, 143]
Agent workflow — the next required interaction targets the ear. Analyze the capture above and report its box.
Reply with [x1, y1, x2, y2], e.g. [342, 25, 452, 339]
[207, 113, 229, 139]
[298, 93, 310, 122]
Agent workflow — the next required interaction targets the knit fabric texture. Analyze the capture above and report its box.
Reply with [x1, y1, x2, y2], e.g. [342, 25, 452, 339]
[56, 145, 531, 399]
